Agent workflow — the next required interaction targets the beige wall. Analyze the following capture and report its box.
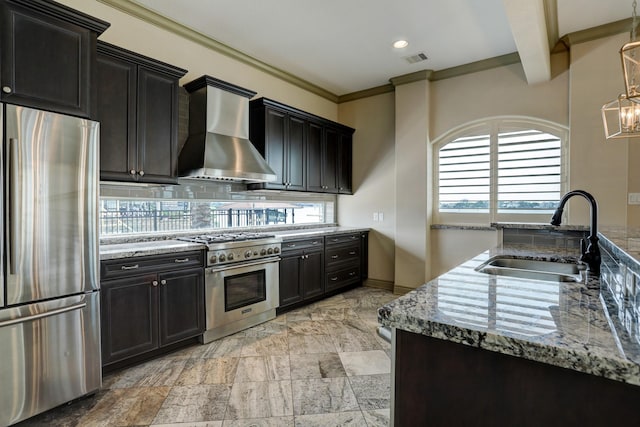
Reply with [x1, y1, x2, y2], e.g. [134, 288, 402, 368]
[569, 33, 629, 227]
[338, 93, 396, 285]
[430, 229, 498, 277]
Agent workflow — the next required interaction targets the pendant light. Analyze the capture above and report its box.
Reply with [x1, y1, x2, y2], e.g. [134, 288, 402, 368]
[601, 0, 640, 139]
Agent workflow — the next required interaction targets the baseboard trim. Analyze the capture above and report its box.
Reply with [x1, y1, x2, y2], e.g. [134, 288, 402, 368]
[393, 284, 417, 295]
[364, 279, 394, 292]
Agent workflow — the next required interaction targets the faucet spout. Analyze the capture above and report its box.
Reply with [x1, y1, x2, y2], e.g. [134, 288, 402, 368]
[550, 190, 600, 274]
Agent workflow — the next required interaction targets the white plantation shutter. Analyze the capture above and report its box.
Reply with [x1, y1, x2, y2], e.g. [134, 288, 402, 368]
[438, 134, 490, 212]
[497, 130, 561, 213]
[437, 121, 565, 219]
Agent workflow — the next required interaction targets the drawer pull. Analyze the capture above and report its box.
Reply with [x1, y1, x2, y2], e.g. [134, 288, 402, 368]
[152, 280, 158, 287]
[349, 272, 357, 276]
[330, 276, 338, 281]
[288, 244, 296, 248]
[312, 241, 319, 245]
[160, 279, 167, 285]
[349, 251, 356, 255]
[174, 258, 190, 263]
[121, 264, 139, 270]
[331, 238, 339, 242]
[350, 236, 357, 240]
[331, 255, 339, 259]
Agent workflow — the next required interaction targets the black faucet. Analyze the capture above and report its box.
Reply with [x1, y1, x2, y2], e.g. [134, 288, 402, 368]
[550, 190, 601, 274]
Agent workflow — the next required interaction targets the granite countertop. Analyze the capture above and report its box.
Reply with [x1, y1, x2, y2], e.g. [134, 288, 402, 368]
[378, 243, 640, 386]
[99, 226, 369, 260]
[100, 240, 206, 260]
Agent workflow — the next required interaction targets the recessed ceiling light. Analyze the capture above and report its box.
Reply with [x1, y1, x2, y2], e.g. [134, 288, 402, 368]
[393, 40, 409, 49]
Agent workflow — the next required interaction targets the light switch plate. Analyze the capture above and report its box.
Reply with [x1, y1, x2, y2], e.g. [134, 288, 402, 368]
[629, 193, 640, 205]
[373, 212, 379, 221]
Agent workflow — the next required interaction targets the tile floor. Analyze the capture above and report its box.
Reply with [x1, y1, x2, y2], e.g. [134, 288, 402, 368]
[17, 287, 396, 427]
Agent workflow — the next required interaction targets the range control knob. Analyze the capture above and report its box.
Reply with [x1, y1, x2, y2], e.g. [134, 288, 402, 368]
[260, 248, 267, 256]
[219, 254, 226, 262]
[274, 247, 280, 254]
[228, 253, 234, 261]
[209, 255, 217, 264]
[245, 250, 252, 259]
[267, 248, 274, 255]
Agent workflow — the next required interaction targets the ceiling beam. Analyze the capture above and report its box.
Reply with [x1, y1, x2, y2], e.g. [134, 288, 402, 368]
[502, 0, 551, 84]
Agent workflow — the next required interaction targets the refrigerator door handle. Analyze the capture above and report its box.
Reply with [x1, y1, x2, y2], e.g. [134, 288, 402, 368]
[7, 137, 18, 275]
[0, 302, 87, 328]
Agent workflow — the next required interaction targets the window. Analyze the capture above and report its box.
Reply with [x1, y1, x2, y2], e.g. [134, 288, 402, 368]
[100, 199, 333, 236]
[434, 118, 567, 223]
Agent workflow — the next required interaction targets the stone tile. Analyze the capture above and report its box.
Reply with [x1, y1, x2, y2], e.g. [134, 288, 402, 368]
[234, 355, 291, 382]
[309, 307, 360, 321]
[291, 378, 359, 416]
[15, 390, 107, 427]
[153, 422, 222, 427]
[226, 381, 293, 419]
[241, 332, 289, 356]
[222, 417, 294, 427]
[293, 410, 368, 426]
[326, 319, 382, 353]
[362, 409, 391, 427]
[168, 341, 220, 359]
[339, 350, 390, 376]
[289, 353, 346, 379]
[109, 358, 188, 388]
[348, 374, 391, 410]
[175, 357, 239, 385]
[286, 319, 330, 335]
[287, 332, 336, 354]
[77, 387, 170, 426]
[243, 318, 288, 337]
[152, 384, 231, 424]
[209, 335, 246, 358]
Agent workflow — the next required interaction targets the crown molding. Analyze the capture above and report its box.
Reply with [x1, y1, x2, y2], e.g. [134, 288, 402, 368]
[97, 0, 338, 102]
[337, 84, 395, 103]
[389, 70, 433, 87]
[559, 17, 632, 49]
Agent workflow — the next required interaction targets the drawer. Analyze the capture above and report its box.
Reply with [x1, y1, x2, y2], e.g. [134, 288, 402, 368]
[326, 265, 361, 292]
[325, 233, 360, 246]
[282, 237, 324, 253]
[101, 251, 204, 280]
[326, 244, 360, 266]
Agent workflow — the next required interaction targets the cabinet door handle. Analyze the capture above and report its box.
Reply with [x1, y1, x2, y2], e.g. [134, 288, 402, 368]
[121, 264, 139, 270]
[330, 276, 338, 281]
[2, 86, 12, 94]
[160, 279, 167, 285]
[138, 170, 145, 176]
[152, 280, 158, 287]
[174, 258, 190, 263]
[331, 255, 339, 259]
[130, 169, 136, 176]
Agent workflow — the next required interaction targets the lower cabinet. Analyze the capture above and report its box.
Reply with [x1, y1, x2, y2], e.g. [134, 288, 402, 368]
[100, 251, 205, 368]
[278, 231, 369, 313]
[278, 237, 324, 311]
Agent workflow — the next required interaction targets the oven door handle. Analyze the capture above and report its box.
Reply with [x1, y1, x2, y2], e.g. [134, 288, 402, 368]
[206, 257, 281, 273]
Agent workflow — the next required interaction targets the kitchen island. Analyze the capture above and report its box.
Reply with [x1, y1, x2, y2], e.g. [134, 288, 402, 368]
[379, 228, 640, 426]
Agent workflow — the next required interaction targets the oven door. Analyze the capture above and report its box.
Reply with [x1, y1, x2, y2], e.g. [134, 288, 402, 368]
[205, 257, 279, 336]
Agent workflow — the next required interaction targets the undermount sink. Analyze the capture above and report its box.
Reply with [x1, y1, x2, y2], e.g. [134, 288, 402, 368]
[475, 256, 586, 283]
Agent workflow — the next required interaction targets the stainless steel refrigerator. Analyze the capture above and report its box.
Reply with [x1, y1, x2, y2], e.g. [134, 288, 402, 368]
[0, 104, 101, 426]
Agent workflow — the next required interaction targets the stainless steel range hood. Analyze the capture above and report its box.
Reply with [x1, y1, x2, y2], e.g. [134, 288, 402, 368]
[178, 75, 276, 183]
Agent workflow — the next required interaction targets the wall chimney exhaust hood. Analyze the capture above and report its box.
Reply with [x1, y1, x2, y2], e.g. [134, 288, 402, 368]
[178, 75, 277, 182]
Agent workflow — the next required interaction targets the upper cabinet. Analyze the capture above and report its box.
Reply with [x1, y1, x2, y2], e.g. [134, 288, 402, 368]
[249, 97, 354, 194]
[96, 41, 187, 184]
[0, 0, 109, 118]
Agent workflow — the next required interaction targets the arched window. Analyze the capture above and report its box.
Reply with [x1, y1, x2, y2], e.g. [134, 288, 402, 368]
[433, 117, 568, 224]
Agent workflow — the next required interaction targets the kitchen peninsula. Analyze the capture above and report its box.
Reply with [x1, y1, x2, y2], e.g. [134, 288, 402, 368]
[379, 225, 640, 426]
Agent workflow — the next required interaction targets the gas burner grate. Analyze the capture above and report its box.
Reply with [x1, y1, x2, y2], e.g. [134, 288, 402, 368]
[179, 232, 276, 244]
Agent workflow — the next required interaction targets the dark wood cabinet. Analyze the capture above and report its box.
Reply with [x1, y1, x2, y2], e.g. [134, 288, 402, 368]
[250, 101, 306, 190]
[0, 0, 109, 117]
[249, 97, 354, 194]
[100, 251, 204, 368]
[278, 231, 368, 313]
[278, 237, 325, 312]
[96, 41, 186, 184]
[325, 233, 361, 292]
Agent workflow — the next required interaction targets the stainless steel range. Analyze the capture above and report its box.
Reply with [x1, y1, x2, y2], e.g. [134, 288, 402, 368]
[179, 232, 281, 343]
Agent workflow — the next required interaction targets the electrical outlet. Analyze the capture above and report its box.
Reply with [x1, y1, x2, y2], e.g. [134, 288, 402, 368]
[629, 193, 640, 205]
[373, 212, 379, 221]
[379, 212, 384, 221]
